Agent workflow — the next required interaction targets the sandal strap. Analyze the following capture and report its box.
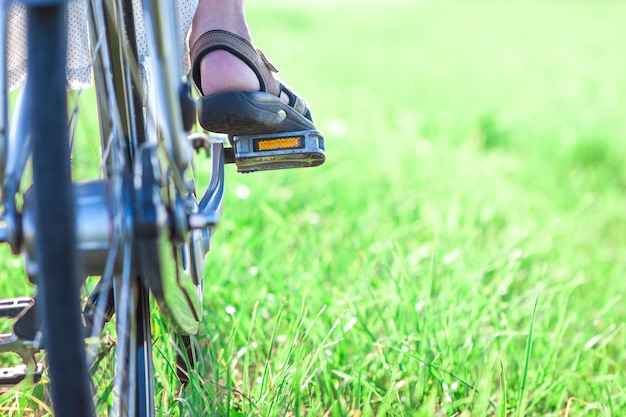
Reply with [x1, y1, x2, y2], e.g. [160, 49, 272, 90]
[190, 30, 280, 97]
[279, 82, 307, 115]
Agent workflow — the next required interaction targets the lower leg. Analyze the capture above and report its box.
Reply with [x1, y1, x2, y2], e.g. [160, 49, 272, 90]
[190, 0, 250, 42]
[190, 0, 259, 95]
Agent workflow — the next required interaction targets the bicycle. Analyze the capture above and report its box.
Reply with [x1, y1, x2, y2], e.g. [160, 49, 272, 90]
[0, 1, 324, 416]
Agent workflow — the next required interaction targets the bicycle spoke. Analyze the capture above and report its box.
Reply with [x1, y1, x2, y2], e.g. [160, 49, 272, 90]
[113, 241, 134, 417]
[85, 234, 119, 361]
[68, 89, 84, 155]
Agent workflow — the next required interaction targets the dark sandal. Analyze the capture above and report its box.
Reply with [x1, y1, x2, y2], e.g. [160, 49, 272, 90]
[190, 30, 316, 136]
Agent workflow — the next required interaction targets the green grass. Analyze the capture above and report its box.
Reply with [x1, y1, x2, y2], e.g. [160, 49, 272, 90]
[3, 0, 626, 415]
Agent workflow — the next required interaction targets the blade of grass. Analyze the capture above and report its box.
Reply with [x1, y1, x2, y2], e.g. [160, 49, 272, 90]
[498, 356, 507, 417]
[243, 301, 259, 395]
[517, 295, 539, 417]
[260, 299, 284, 400]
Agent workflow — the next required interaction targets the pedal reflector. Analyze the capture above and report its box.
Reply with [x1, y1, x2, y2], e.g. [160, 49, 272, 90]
[255, 136, 304, 151]
[232, 130, 325, 173]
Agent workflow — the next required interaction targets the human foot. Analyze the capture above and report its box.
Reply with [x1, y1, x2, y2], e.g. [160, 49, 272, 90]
[190, 30, 315, 136]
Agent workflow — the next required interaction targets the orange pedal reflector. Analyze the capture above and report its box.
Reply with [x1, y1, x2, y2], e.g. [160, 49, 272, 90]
[254, 136, 304, 151]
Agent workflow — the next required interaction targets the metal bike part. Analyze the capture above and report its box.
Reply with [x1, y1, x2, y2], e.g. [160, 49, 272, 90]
[87, 0, 132, 177]
[0, 333, 37, 363]
[0, 82, 30, 254]
[74, 180, 125, 276]
[139, 51, 202, 313]
[0, 335, 42, 387]
[188, 137, 226, 243]
[4, 0, 211, 412]
[4, 86, 31, 199]
[136, 1, 214, 333]
[113, 248, 155, 417]
[134, 144, 201, 335]
[22, 180, 131, 278]
[186, 198, 209, 287]
[1, 0, 166, 414]
[0, 297, 42, 388]
[0, 86, 32, 253]
[0, 297, 32, 319]
[141, 0, 193, 171]
[0, 363, 43, 387]
[231, 129, 325, 173]
[90, 0, 196, 408]
[0, 1, 7, 182]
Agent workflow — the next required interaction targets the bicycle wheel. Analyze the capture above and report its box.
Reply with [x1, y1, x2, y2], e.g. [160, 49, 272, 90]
[2, 0, 210, 414]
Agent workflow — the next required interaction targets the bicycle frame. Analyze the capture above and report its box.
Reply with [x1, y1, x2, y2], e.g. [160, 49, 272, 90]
[0, 2, 6, 184]
[138, 0, 227, 333]
[0, 1, 229, 415]
[0, 0, 226, 335]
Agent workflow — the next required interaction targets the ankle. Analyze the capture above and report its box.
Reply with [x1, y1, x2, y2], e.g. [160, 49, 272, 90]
[190, 0, 251, 46]
[190, 21, 251, 46]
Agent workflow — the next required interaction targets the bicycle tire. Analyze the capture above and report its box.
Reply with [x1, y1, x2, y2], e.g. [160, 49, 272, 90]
[26, 4, 95, 417]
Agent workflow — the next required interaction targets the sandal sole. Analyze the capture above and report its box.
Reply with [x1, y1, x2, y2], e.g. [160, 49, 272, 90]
[198, 91, 315, 136]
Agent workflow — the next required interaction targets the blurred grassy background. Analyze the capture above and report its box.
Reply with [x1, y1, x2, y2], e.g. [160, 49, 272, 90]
[238, 0, 626, 315]
[194, 0, 626, 415]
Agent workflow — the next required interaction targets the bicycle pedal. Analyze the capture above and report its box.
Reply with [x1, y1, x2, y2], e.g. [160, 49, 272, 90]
[0, 331, 42, 388]
[0, 297, 33, 319]
[231, 130, 325, 173]
[189, 133, 236, 164]
[0, 363, 43, 388]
